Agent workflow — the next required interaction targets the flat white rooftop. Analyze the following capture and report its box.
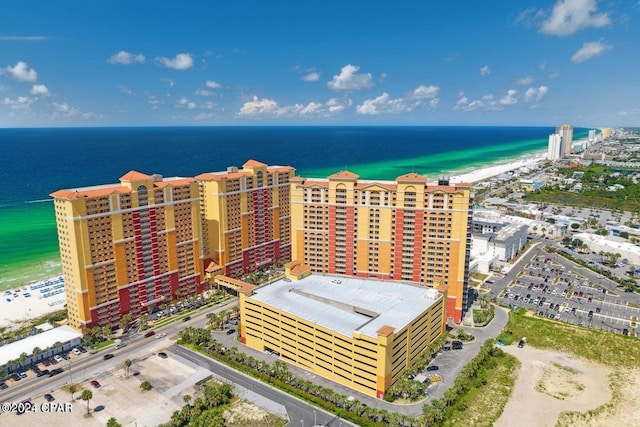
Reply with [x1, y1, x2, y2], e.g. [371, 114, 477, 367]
[249, 275, 442, 339]
[0, 325, 82, 367]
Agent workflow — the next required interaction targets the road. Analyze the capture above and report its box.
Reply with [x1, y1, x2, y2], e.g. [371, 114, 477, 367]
[172, 345, 355, 427]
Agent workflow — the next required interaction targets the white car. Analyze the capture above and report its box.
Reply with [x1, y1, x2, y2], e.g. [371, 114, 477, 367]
[53, 355, 64, 362]
[72, 348, 81, 356]
[156, 333, 167, 339]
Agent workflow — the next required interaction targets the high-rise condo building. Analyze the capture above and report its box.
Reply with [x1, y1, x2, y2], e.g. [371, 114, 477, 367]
[289, 171, 473, 323]
[556, 124, 574, 157]
[547, 133, 562, 161]
[51, 172, 203, 330]
[196, 160, 296, 278]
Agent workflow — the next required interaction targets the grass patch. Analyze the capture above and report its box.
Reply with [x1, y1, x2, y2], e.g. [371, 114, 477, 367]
[93, 339, 114, 350]
[443, 351, 520, 427]
[496, 310, 640, 367]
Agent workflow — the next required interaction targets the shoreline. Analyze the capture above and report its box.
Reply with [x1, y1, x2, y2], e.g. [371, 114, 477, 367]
[449, 151, 547, 184]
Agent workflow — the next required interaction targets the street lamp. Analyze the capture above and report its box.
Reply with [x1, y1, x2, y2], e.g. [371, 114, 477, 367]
[314, 410, 316, 425]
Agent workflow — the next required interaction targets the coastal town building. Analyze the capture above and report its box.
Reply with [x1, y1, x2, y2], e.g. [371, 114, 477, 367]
[289, 171, 473, 323]
[556, 124, 574, 157]
[237, 264, 447, 399]
[51, 172, 204, 330]
[547, 133, 562, 161]
[196, 160, 296, 278]
[470, 210, 529, 273]
[0, 325, 82, 373]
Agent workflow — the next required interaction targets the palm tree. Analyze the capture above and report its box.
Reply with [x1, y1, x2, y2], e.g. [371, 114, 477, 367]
[140, 381, 152, 391]
[106, 418, 122, 427]
[66, 383, 79, 402]
[32, 347, 42, 361]
[123, 359, 132, 378]
[81, 389, 93, 415]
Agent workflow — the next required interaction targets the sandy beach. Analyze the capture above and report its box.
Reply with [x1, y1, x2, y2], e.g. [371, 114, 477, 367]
[0, 276, 66, 330]
[449, 153, 546, 184]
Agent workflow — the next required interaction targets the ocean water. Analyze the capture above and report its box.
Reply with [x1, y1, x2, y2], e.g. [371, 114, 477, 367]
[0, 126, 587, 289]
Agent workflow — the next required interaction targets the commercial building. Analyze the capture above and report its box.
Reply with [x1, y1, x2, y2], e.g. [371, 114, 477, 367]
[238, 264, 446, 399]
[470, 211, 529, 273]
[289, 171, 473, 323]
[197, 160, 296, 278]
[51, 172, 203, 330]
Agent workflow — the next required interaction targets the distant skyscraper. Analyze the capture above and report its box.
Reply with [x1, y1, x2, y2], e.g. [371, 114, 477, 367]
[588, 129, 596, 144]
[547, 133, 562, 161]
[556, 124, 574, 157]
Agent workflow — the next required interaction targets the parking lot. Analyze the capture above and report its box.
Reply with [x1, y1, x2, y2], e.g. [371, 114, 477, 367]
[496, 246, 639, 336]
[0, 348, 211, 426]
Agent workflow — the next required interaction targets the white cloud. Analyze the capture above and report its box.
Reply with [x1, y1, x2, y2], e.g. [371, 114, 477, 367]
[412, 85, 439, 100]
[500, 90, 518, 105]
[301, 72, 320, 82]
[108, 51, 146, 65]
[4, 61, 37, 82]
[0, 36, 47, 41]
[52, 102, 98, 119]
[30, 84, 49, 96]
[540, 0, 611, 36]
[3, 96, 35, 111]
[357, 84, 440, 115]
[524, 86, 549, 102]
[571, 39, 612, 63]
[156, 53, 193, 70]
[205, 80, 221, 88]
[195, 88, 214, 96]
[238, 96, 345, 118]
[327, 64, 373, 91]
[517, 76, 534, 85]
[119, 85, 134, 96]
[176, 96, 197, 109]
[480, 65, 491, 76]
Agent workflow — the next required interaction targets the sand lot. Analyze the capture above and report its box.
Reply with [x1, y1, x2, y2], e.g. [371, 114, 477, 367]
[496, 345, 640, 427]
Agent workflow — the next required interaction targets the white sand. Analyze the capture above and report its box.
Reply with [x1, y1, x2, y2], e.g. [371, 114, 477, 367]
[496, 345, 612, 427]
[449, 153, 546, 184]
[0, 276, 66, 329]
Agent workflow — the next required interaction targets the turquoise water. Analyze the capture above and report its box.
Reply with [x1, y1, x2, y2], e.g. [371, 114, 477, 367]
[0, 126, 588, 289]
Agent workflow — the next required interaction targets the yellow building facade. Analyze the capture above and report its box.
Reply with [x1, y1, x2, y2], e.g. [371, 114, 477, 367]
[290, 172, 473, 323]
[239, 273, 446, 399]
[197, 160, 295, 278]
[51, 171, 203, 330]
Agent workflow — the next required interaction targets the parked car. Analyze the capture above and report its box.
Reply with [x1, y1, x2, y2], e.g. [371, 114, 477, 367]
[49, 368, 64, 377]
[53, 355, 64, 363]
[72, 348, 82, 355]
[226, 328, 236, 335]
[452, 341, 463, 350]
[90, 380, 101, 388]
[41, 359, 51, 367]
[426, 365, 439, 371]
[37, 369, 50, 377]
[158, 352, 168, 359]
[44, 393, 55, 402]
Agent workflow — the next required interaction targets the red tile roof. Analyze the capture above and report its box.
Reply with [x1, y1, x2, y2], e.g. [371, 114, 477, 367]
[243, 159, 267, 168]
[120, 170, 152, 181]
[328, 170, 359, 180]
[377, 325, 395, 337]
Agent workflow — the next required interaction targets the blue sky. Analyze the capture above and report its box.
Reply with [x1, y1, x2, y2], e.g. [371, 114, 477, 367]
[1, 0, 638, 127]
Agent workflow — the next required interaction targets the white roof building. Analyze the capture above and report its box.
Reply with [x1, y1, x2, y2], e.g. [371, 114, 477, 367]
[0, 325, 82, 369]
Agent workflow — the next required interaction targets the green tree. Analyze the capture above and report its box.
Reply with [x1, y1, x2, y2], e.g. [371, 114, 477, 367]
[140, 380, 152, 391]
[65, 383, 80, 402]
[81, 389, 93, 415]
[106, 417, 122, 427]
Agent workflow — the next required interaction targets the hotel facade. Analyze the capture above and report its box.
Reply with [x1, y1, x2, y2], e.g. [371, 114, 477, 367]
[238, 268, 447, 399]
[196, 160, 296, 278]
[289, 171, 473, 323]
[51, 172, 203, 330]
